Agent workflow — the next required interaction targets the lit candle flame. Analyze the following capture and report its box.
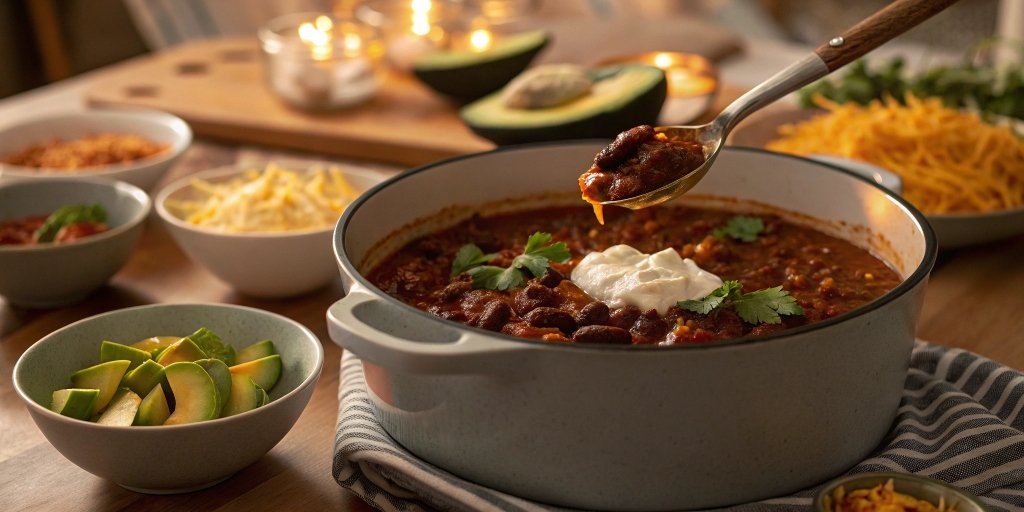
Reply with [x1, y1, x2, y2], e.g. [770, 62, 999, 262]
[468, 28, 493, 52]
[411, 0, 432, 36]
[299, 15, 334, 60]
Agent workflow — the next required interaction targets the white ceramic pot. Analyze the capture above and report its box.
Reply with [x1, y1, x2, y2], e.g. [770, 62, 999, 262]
[327, 144, 937, 510]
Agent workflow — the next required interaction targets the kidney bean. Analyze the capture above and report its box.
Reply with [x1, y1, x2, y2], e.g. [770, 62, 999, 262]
[537, 268, 565, 288]
[524, 307, 577, 334]
[476, 300, 512, 332]
[514, 283, 559, 315]
[608, 305, 641, 329]
[573, 325, 632, 344]
[438, 280, 472, 303]
[630, 309, 669, 339]
[576, 301, 610, 327]
[594, 125, 654, 169]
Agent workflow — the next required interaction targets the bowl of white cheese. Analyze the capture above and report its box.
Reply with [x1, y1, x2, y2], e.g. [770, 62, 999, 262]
[156, 161, 384, 298]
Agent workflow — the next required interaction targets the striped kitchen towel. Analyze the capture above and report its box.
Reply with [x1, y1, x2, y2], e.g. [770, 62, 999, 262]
[333, 342, 1024, 511]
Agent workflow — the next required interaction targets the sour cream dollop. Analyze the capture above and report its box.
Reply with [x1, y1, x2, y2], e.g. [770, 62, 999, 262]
[570, 245, 723, 315]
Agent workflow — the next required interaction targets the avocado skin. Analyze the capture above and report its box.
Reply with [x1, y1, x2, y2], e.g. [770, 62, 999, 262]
[413, 41, 549, 102]
[462, 72, 668, 145]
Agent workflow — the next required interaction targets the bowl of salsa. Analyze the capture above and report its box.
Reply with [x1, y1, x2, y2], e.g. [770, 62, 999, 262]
[0, 178, 151, 307]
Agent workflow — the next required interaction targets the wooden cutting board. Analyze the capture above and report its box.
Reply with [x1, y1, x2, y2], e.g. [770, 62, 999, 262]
[84, 18, 743, 167]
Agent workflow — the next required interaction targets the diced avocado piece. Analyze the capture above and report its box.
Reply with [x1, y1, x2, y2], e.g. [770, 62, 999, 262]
[163, 362, 219, 425]
[100, 340, 151, 372]
[460, 64, 667, 145]
[131, 336, 182, 359]
[222, 374, 265, 417]
[413, 30, 550, 101]
[50, 388, 100, 420]
[235, 340, 277, 365]
[183, 328, 236, 366]
[135, 385, 171, 426]
[97, 388, 142, 426]
[155, 338, 208, 366]
[123, 359, 165, 397]
[195, 358, 231, 414]
[70, 360, 131, 413]
[229, 354, 282, 392]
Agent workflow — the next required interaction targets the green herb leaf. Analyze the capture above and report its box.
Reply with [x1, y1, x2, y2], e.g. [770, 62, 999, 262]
[732, 286, 805, 325]
[677, 280, 741, 314]
[468, 265, 524, 291]
[184, 327, 236, 365]
[712, 216, 764, 243]
[677, 281, 803, 325]
[451, 244, 494, 277]
[33, 203, 107, 243]
[524, 232, 571, 264]
[463, 232, 569, 290]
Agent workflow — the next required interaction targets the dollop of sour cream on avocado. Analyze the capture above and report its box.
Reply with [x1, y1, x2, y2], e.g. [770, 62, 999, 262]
[570, 245, 723, 315]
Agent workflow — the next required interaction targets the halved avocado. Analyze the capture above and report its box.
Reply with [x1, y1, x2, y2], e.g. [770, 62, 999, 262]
[460, 64, 667, 145]
[413, 30, 550, 101]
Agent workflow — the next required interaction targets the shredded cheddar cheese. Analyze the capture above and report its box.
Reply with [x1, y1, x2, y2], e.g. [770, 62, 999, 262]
[766, 95, 1024, 214]
[824, 479, 957, 512]
[169, 163, 362, 232]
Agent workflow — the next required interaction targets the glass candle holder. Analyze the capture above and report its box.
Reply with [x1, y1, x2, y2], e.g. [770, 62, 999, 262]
[354, 0, 465, 71]
[259, 12, 385, 110]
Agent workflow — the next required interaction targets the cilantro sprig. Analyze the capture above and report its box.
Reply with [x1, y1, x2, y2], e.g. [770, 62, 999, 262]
[677, 280, 804, 325]
[33, 203, 107, 243]
[450, 232, 570, 291]
[712, 216, 764, 242]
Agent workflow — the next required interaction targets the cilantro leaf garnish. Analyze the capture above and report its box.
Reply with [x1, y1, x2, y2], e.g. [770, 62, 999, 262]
[34, 203, 107, 243]
[712, 216, 764, 243]
[677, 280, 804, 325]
[732, 286, 804, 325]
[467, 265, 525, 290]
[677, 280, 740, 314]
[451, 232, 570, 291]
[451, 244, 495, 277]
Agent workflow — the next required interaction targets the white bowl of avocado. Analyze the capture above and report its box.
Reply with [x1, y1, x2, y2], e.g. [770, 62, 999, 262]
[12, 303, 323, 494]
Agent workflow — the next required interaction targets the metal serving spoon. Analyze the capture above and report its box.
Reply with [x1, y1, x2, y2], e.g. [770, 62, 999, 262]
[601, 0, 960, 210]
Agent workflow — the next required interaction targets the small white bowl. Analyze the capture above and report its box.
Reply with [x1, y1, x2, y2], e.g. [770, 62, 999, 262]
[12, 303, 324, 493]
[730, 107, 1024, 249]
[815, 472, 987, 512]
[0, 178, 151, 308]
[0, 108, 192, 191]
[155, 162, 385, 298]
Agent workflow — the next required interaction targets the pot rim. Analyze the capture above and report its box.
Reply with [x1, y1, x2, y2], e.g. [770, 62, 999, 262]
[335, 142, 938, 352]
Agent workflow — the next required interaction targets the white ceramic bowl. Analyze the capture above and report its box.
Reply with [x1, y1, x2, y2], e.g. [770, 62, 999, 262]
[12, 303, 323, 493]
[0, 178, 151, 308]
[328, 143, 936, 510]
[730, 107, 1024, 249]
[815, 472, 987, 512]
[156, 162, 385, 298]
[0, 109, 192, 191]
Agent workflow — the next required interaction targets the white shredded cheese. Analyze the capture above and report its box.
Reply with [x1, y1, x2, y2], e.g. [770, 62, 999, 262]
[169, 163, 361, 233]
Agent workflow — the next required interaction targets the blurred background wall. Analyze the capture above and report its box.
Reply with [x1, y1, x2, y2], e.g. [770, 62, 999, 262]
[0, 0, 1012, 100]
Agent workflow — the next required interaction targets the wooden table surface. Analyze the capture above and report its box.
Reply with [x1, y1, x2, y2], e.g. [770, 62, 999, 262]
[3, 38, 1024, 512]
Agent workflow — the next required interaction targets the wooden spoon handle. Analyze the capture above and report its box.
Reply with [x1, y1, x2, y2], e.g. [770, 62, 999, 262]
[815, 0, 961, 71]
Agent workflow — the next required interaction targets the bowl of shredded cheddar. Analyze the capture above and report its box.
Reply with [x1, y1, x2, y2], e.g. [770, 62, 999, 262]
[730, 96, 1024, 249]
[815, 473, 987, 512]
[155, 161, 384, 298]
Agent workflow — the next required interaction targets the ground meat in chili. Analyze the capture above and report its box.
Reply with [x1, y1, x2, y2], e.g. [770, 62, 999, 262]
[367, 205, 901, 345]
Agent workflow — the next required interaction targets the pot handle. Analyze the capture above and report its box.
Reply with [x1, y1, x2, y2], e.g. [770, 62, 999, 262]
[327, 287, 531, 374]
